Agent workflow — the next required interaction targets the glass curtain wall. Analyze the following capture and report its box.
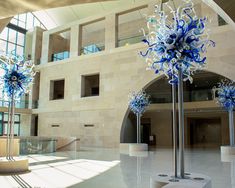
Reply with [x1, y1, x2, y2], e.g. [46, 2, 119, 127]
[0, 12, 46, 108]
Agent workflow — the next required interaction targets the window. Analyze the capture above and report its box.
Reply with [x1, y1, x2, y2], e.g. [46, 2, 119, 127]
[0, 12, 46, 57]
[49, 29, 70, 62]
[117, 6, 147, 47]
[218, 15, 227, 26]
[81, 19, 105, 55]
[0, 112, 20, 136]
[0, 12, 46, 107]
[50, 79, 65, 100]
[81, 74, 100, 97]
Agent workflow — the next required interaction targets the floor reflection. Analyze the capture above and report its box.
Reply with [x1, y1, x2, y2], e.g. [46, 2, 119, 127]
[0, 148, 234, 188]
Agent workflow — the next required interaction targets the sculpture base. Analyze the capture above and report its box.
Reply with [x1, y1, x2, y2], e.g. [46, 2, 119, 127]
[129, 143, 148, 152]
[0, 158, 29, 174]
[150, 173, 211, 188]
[119, 143, 148, 155]
[221, 146, 235, 155]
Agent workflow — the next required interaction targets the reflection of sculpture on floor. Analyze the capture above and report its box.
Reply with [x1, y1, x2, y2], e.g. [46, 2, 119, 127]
[128, 90, 150, 144]
[140, 0, 214, 184]
[0, 51, 35, 171]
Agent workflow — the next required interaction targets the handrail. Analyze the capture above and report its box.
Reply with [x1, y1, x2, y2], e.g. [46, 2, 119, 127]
[0, 99, 38, 109]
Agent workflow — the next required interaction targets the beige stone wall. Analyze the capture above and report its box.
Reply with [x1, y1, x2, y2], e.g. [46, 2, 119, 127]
[141, 110, 233, 147]
[34, 27, 235, 147]
[20, 114, 32, 136]
[31, 1, 235, 147]
[143, 111, 173, 147]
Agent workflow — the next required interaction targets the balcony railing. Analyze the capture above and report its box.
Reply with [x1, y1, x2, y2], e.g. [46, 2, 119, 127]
[117, 35, 144, 47]
[51, 51, 70, 62]
[80, 43, 105, 55]
[148, 89, 215, 104]
[0, 99, 38, 109]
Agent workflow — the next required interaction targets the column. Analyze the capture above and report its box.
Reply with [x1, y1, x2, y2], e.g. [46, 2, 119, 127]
[40, 33, 50, 64]
[70, 25, 79, 58]
[105, 13, 117, 50]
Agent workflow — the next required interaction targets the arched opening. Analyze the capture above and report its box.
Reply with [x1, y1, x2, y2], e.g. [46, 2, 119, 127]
[120, 70, 232, 148]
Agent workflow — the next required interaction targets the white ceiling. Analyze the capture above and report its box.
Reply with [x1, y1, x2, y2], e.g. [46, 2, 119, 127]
[33, 0, 150, 30]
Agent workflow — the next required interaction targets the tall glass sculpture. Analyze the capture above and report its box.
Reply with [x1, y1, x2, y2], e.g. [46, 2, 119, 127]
[140, 0, 214, 178]
[129, 90, 150, 143]
[215, 80, 235, 146]
[0, 51, 35, 160]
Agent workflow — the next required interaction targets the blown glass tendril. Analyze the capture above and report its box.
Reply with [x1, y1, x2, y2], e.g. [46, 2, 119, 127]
[0, 51, 35, 101]
[216, 79, 235, 111]
[140, 0, 215, 84]
[129, 90, 150, 115]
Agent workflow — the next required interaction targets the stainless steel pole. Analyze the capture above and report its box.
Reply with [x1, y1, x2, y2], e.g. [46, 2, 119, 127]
[178, 68, 184, 179]
[138, 114, 141, 143]
[229, 110, 234, 146]
[172, 81, 178, 178]
[9, 92, 15, 160]
[6, 101, 11, 160]
[137, 113, 139, 143]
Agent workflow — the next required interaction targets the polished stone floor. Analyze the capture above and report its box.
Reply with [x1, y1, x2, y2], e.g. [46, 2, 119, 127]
[0, 147, 234, 188]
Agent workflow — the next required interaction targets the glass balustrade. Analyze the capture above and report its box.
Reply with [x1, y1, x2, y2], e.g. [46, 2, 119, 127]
[80, 44, 105, 55]
[19, 136, 57, 155]
[51, 51, 70, 62]
[117, 35, 144, 47]
[0, 99, 38, 109]
[149, 89, 215, 104]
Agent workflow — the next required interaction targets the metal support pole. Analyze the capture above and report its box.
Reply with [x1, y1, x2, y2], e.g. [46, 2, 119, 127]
[6, 101, 11, 160]
[8, 92, 15, 160]
[178, 68, 185, 179]
[138, 114, 141, 143]
[137, 113, 140, 143]
[172, 82, 178, 178]
[229, 110, 234, 146]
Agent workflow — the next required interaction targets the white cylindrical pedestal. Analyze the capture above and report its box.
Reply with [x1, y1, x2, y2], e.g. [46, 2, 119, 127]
[120, 143, 148, 155]
[0, 158, 29, 174]
[129, 143, 148, 153]
[221, 146, 235, 155]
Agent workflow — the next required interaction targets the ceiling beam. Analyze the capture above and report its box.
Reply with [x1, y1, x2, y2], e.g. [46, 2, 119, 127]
[0, 0, 116, 19]
[213, 0, 235, 22]
[0, 17, 12, 32]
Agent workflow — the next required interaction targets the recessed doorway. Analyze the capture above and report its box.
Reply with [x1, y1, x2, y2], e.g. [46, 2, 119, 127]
[187, 117, 222, 148]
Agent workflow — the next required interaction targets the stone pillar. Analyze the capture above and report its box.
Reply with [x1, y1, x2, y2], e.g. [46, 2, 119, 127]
[78, 25, 83, 56]
[28, 89, 33, 109]
[32, 27, 43, 65]
[70, 25, 79, 58]
[41, 33, 51, 64]
[105, 13, 117, 50]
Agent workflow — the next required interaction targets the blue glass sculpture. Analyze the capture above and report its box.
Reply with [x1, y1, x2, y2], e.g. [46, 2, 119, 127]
[0, 51, 35, 159]
[217, 80, 235, 111]
[140, 0, 215, 84]
[139, 0, 215, 178]
[129, 90, 150, 143]
[216, 80, 235, 146]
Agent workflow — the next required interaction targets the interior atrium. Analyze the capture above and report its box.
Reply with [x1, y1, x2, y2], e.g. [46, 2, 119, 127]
[0, 0, 235, 188]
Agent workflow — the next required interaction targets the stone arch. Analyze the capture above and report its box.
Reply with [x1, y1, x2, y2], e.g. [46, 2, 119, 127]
[119, 69, 233, 143]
